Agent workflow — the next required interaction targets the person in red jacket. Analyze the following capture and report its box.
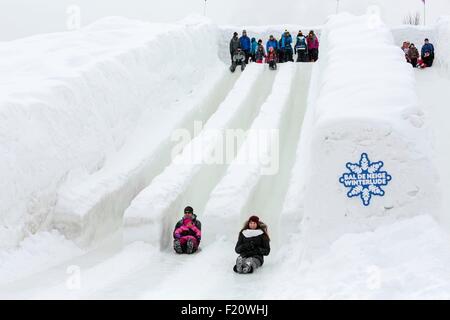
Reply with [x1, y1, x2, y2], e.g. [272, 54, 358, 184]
[266, 47, 277, 70]
[307, 30, 319, 62]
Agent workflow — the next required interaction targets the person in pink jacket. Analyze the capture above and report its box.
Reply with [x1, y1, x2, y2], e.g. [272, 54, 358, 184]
[307, 30, 319, 62]
[173, 216, 201, 254]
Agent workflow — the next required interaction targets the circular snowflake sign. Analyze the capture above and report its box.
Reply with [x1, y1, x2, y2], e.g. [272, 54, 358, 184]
[339, 153, 392, 206]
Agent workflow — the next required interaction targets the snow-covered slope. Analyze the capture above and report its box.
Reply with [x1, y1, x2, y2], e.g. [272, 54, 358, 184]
[298, 13, 439, 255]
[435, 17, 450, 77]
[0, 16, 225, 248]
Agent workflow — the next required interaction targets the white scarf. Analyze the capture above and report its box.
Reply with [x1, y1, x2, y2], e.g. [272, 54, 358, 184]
[242, 229, 264, 238]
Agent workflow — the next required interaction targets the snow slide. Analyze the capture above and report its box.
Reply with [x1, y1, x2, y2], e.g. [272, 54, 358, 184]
[2, 13, 450, 299]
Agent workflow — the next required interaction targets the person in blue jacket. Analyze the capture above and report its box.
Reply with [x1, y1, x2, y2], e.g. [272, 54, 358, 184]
[266, 35, 279, 63]
[239, 30, 251, 64]
[250, 37, 258, 63]
[421, 38, 435, 67]
[280, 30, 293, 62]
[266, 35, 278, 52]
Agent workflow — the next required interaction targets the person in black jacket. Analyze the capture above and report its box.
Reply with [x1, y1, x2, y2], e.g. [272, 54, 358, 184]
[233, 215, 270, 274]
[229, 32, 241, 63]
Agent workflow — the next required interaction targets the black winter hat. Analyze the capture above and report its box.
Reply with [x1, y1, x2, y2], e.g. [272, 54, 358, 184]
[184, 206, 194, 214]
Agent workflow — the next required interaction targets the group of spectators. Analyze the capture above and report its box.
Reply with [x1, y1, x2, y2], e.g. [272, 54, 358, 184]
[401, 38, 435, 68]
[229, 29, 320, 72]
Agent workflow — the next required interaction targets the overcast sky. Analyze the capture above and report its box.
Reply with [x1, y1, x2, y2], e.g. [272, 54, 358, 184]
[0, 0, 449, 41]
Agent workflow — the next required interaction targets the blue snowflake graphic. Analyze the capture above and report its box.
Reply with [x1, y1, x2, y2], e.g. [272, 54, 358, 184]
[339, 153, 392, 206]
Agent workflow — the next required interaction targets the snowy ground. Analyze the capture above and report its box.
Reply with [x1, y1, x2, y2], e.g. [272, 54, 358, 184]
[1, 13, 450, 299]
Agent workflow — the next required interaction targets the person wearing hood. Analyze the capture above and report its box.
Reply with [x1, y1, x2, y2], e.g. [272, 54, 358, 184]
[233, 215, 270, 274]
[173, 206, 202, 254]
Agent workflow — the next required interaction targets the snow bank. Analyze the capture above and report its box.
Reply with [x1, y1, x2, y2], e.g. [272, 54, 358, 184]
[298, 13, 439, 255]
[33, 241, 158, 299]
[434, 16, 450, 77]
[266, 215, 450, 299]
[0, 16, 224, 248]
[0, 231, 84, 286]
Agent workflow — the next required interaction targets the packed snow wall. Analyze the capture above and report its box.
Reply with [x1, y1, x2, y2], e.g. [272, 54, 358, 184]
[297, 13, 440, 256]
[434, 16, 450, 77]
[0, 16, 224, 248]
[391, 25, 435, 50]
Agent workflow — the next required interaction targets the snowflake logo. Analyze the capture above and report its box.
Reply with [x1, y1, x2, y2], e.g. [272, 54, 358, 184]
[339, 153, 392, 206]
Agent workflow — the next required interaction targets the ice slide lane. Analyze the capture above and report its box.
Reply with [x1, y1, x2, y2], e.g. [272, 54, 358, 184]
[202, 63, 312, 245]
[122, 64, 276, 249]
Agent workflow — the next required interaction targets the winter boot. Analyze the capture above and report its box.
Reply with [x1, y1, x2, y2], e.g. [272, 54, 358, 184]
[242, 260, 253, 274]
[186, 239, 195, 254]
[235, 256, 244, 273]
[174, 239, 183, 254]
